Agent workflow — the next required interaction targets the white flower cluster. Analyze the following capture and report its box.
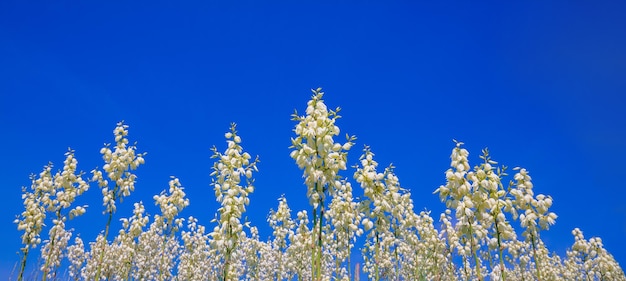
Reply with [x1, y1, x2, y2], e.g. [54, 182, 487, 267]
[290, 88, 355, 208]
[92, 121, 145, 215]
[14, 149, 89, 281]
[354, 146, 417, 280]
[265, 196, 295, 279]
[434, 142, 561, 280]
[177, 216, 212, 280]
[286, 210, 313, 279]
[209, 123, 258, 280]
[268, 196, 295, 250]
[13, 92, 626, 281]
[563, 228, 625, 280]
[153, 177, 189, 233]
[325, 179, 363, 278]
[510, 168, 557, 236]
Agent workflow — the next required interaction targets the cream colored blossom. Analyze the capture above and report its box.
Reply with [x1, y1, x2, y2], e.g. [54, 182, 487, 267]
[209, 123, 258, 280]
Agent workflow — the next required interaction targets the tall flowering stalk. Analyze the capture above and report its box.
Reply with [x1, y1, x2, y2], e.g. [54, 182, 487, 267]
[509, 167, 557, 281]
[15, 171, 47, 281]
[354, 146, 408, 280]
[564, 228, 625, 280]
[177, 216, 211, 280]
[325, 179, 363, 280]
[117, 201, 149, 279]
[40, 150, 90, 281]
[435, 141, 486, 280]
[286, 210, 313, 280]
[268, 196, 296, 280]
[471, 149, 516, 281]
[290, 88, 355, 280]
[14, 149, 89, 281]
[12, 95, 626, 281]
[151, 177, 189, 280]
[209, 123, 258, 280]
[91, 121, 145, 281]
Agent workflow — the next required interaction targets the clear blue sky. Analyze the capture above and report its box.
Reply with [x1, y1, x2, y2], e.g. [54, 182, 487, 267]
[1, 1, 625, 277]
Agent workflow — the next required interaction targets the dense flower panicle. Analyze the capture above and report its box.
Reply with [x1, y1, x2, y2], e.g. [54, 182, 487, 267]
[268, 196, 295, 249]
[15, 172, 49, 249]
[120, 201, 149, 238]
[325, 179, 364, 279]
[266, 196, 296, 280]
[92, 121, 145, 215]
[15, 149, 89, 248]
[510, 167, 557, 241]
[326, 180, 363, 239]
[290, 88, 355, 208]
[153, 177, 189, 233]
[286, 210, 313, 279]
[209, 123, 258, 280]
[67, 237, 86, 278]
[354, 146, 421, 280]
[52, 150, 90, 217]
[40, 220, 72, 279]
[177, 216, 212, 280]
[563, 228, 626, 280]
[435, 143, 550, 280]
[13, 97, 626, 281]
[14, 148, 90, 281]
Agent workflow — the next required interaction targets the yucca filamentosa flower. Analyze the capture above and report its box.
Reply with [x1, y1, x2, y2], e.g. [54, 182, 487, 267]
[267, 195, 296, 280]
[209, 123, 258, 280]
[177, 216, 212, 280]
[507, 167, 558, 280]
[562, 228, 626, 281]
[290, 88, 355, 280]
[11, 93, 626, 281]
[435, 143, 526, 280]
[434, 141, 487, 280]
[90, 121, 145, 281]
[290, 88, 355, 209]
[92, 121, 145, 218]
[354, 146, 414, 281]
[325, 179, 363, 280]
[15, 149, 90, 281]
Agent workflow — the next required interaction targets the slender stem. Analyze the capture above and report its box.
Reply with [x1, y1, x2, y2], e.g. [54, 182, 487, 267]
[347, 238, 352, 280]
[317, 200, 324, 280]
[530, 232, 542, 281]
[311, 205, 318, 280]
[375, 225, 380, 281]
[467, 219, 483, 281]
[41, 230, 56, 281]
[17, 248, 29, 281]
[493, 211, 506, 281]
[94, 209, 113, 281]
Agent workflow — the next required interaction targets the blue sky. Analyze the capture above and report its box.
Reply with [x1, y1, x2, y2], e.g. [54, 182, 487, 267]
[1, 1, 625, 277]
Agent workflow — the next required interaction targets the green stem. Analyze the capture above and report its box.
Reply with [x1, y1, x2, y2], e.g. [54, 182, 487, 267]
[17, 248, 29, 281]
[94, 209, 113, 281]
[493, 212, 506, 281]
[41, 230, 56, 281]
[42, 210, 64, 281]
[375, 226, 380, 281]
[530, 232, 541, 281]
[347, 237, 352, 280]
[467, 220, 483, 281]
[317, 200, 324, 280]
[311, 205, 318, 280]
